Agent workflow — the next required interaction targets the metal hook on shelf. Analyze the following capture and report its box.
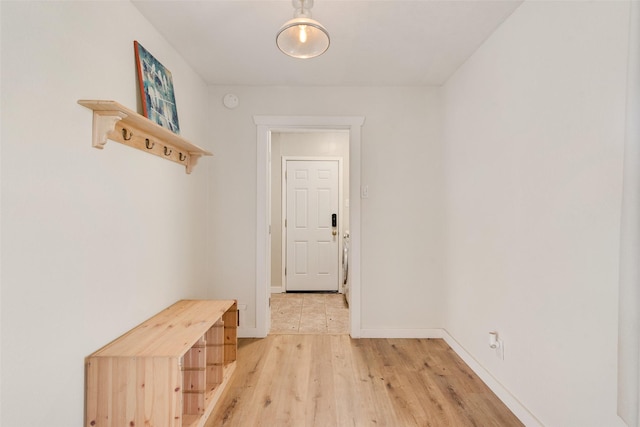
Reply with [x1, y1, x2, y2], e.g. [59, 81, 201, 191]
[145, 138, 155, 149]
[179, 152, 187, 162]
[164, 146, 172, 156]
[122, 128, 133, 141]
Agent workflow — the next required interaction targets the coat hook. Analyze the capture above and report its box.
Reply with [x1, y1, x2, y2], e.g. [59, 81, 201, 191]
[122, 128, 133, 140]
[164, 146, 172, 156]
[145, 138, 155, 149]
[179, 153, 187, 161]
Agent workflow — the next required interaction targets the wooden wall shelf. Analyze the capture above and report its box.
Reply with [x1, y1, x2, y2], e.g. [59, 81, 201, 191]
[78, 100, 212, 174]
[85, 299, 238, 427]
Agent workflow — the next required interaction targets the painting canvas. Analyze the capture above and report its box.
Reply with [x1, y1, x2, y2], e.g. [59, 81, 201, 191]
[134, 41, 180, 134]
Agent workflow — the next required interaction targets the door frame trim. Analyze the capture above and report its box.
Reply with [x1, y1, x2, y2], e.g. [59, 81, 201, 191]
[282, 157, 344, 293]
[254, 115, 364, 338]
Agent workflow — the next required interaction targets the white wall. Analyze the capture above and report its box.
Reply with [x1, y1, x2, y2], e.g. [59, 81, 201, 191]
[270, 131, 350, 292]
[1, 2, 211, 426]
[618, 2, 640, 425]
[206, 86, 445, 333]
[441, 1, 630, 426]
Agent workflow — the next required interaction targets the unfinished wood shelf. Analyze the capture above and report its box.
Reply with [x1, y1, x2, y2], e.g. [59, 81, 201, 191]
[78, 100, 212, 174]
[85, 299, 238, 427]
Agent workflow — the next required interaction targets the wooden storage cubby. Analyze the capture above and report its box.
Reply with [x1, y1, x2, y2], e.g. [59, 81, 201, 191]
[85, 300, 238, 427]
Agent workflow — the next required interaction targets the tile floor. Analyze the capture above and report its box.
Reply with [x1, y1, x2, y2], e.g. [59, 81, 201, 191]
[270, 292, 349, 334]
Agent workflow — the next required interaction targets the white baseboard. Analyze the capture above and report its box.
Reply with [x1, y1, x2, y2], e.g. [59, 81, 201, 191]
[238, 327, 267, 338]
[358, 328, 445, 339]
[271, 286, 284, 294]
[440, 329, 543, 427]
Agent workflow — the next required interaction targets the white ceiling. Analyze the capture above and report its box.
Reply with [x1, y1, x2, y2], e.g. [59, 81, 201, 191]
[132, 0, 523, 87]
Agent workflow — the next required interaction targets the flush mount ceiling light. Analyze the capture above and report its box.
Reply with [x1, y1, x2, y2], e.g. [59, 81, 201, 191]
[276, 0, 329, 59]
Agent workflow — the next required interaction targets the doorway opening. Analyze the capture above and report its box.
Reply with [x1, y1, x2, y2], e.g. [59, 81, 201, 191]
[271, 134, 349, 334]
[254, 115, 364, 338]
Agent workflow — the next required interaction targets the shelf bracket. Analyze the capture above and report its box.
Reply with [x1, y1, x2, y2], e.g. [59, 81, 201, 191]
[91, 110, 128, 149]
[187, 154, 202, 175]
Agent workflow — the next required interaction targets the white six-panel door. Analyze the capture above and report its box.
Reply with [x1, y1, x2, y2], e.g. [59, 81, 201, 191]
[285, 160, 339, 291]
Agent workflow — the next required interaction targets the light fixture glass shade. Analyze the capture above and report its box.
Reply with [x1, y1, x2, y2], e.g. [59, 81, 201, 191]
[276, 17, 330, 59]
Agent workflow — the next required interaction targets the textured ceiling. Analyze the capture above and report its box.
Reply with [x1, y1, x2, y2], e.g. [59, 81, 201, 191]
[132, 0, 522, 86]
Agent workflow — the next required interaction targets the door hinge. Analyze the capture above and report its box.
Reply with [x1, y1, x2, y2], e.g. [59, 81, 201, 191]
[285, 219, 287, 227]
[285, 267, 287, 276]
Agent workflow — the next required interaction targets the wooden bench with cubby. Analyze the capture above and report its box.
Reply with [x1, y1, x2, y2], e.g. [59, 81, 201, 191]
[85, 299, 238, 427]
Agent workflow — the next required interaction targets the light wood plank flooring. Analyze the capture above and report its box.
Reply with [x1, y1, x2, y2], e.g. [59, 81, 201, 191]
[270, 293, 349, 334]
[207, 335, 524, 426]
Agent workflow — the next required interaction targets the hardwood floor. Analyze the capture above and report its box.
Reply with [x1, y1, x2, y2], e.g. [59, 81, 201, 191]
[207, 335, 524, 426]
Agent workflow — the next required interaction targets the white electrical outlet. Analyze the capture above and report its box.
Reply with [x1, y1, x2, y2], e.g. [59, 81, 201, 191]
[489, 331, 504, 360]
